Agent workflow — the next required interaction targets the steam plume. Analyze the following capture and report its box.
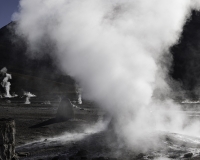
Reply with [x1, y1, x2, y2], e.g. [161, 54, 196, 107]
[13, 0, 200, 151]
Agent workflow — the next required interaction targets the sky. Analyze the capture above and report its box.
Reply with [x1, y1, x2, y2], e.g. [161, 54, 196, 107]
[0, 0, 20, 28]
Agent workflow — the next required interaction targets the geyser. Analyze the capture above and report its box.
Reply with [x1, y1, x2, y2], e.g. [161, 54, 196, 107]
[75, 83, 82, 105]
[24, 91, 36, 104]
[0, 67, 12, 98]
[14, 0, 200, 151]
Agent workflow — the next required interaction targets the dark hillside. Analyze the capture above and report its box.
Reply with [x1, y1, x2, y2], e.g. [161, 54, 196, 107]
[0, 22, 75, 95]
[171, 11, 200, 98]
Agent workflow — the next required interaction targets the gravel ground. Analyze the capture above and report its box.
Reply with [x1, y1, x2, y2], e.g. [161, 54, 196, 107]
[1, 100, 200, 160]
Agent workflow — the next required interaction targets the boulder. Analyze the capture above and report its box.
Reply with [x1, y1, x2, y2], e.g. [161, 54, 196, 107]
[56, 97, 74, 120]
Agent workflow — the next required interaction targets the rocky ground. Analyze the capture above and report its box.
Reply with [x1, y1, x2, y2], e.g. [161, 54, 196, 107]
[1, 98, 200, 160]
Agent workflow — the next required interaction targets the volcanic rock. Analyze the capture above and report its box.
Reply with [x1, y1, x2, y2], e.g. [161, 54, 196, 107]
[52, 156, 59, 160]
[75, 149, 88, 156]
[16, 152, 30, 157]
[56, 97, 74, 120]
[184, 152, 193, 158]
[92, 157, 117, 160]
[136, 153, 145, 159]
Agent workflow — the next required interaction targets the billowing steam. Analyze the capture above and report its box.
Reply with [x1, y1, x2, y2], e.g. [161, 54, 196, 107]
[13, 0, 200, 151]
[0, 67, 12, 98]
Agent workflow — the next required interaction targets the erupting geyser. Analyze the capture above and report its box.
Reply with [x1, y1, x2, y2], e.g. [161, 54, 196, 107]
[0, 67, 12, 98]
[75, 83, 82, 105]
[14, 0, 200, 152]
[24, 91, 36, 104]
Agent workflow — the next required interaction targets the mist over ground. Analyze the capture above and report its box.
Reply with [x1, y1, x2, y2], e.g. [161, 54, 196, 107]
[10, 0, 200, 152]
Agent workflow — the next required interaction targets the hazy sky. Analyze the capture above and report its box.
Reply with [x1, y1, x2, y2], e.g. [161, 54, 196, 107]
[0, 0, 20, 28]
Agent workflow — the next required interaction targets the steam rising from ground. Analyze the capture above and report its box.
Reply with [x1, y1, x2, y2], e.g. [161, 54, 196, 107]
[14, 0, 200, 151]
[18, 119, 109, 149]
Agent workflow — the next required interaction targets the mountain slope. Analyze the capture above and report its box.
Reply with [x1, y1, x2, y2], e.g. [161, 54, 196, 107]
[0, 22, 75, 95]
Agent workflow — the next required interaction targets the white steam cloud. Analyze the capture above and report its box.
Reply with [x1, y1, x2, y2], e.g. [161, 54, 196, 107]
[13, 0, 200, 151]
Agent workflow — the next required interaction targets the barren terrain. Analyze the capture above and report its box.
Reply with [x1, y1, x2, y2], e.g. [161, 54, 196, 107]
[1, 98, 200, 160]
